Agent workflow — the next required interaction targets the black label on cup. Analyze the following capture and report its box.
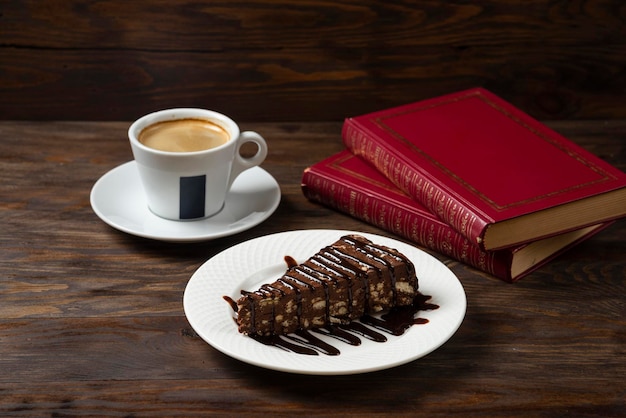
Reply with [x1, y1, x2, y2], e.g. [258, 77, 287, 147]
[180, 175, 206, 219]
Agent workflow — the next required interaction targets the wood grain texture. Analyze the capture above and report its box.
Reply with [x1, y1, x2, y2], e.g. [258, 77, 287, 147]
[1, 0, 625, 121]
[0, 120, 624, 416]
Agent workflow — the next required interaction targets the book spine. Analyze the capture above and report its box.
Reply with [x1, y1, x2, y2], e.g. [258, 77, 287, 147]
[302, 168, 513, 281]
[342, 119, 489, 249]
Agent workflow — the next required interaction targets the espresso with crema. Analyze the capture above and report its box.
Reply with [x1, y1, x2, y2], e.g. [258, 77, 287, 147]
[139, 119, 230, 152]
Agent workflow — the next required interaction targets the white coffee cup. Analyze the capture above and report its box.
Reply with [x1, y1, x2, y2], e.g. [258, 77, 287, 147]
[128, 108, 268, 221]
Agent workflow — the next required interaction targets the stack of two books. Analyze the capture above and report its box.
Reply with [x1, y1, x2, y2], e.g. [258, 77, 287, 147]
[302, 88, 626, 282]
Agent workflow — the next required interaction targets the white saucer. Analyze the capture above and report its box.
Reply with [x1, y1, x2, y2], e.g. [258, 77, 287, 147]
[90, 161, 281, 242]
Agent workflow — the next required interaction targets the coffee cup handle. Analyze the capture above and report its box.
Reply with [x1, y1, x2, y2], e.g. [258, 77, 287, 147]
[228, 131, 268, 188]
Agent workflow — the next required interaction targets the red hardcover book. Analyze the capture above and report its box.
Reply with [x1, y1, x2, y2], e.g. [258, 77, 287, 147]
[342, 88, 626, 251]
[302, 150, 612, 282]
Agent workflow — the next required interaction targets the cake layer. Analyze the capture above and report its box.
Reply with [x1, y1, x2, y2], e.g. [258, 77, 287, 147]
[234, 234, 419, 336]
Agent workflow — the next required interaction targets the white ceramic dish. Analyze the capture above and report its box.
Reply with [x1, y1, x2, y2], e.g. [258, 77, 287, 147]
[90, 161, 281, 242]
[183, 229, 466, 375]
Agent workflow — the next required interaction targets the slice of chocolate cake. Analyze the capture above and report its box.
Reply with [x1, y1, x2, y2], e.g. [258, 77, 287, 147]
[232, 234, 419, 336]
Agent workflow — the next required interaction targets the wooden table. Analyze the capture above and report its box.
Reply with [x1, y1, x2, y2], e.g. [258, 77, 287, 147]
[1, 120, 624, 416]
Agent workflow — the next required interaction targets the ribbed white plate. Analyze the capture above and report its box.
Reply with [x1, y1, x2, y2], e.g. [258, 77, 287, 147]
[183, 229, 466, 375]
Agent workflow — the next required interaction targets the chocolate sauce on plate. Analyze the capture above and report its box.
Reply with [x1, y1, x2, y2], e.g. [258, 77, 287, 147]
[224, 293, 438, 356]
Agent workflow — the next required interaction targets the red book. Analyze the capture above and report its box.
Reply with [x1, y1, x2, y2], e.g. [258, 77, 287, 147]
[302, 151, 612, 282]
[342, 87, 626, 250]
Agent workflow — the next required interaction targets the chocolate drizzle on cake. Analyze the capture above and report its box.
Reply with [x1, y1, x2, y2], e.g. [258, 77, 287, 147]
[226, 234, 438, 355]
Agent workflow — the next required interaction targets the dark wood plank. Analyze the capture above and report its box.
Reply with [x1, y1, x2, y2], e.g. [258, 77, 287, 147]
[6, 1, 623, 50]
[1, 1, 625, 121]
[0, 313, 623, 416]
